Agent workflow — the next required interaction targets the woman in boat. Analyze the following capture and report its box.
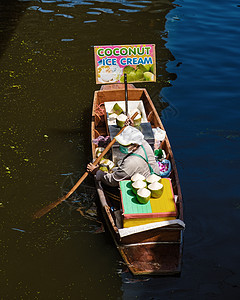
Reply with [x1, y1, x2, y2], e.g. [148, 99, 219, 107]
[87, 125, 160, 187]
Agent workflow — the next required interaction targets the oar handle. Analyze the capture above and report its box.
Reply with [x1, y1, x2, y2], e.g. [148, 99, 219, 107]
[33, 112, 138, 219]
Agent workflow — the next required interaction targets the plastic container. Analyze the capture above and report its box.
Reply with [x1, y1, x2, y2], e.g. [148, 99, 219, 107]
[152, 127, 166, 149]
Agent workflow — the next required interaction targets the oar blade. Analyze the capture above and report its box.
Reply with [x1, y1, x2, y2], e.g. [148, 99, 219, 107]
[32, 197, 64, 219]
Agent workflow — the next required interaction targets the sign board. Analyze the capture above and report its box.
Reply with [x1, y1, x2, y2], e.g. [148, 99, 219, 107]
[94, 44, 156, 84]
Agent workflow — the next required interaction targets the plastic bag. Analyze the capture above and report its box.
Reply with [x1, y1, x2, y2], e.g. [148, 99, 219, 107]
[158, 159, 171, 177]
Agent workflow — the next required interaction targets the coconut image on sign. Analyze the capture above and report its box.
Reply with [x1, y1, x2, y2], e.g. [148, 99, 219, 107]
[120, 64, 155, 83]
[97, 64, 122, 83]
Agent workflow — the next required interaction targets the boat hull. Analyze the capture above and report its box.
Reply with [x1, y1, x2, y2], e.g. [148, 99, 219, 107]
[92, 84, 184, 275]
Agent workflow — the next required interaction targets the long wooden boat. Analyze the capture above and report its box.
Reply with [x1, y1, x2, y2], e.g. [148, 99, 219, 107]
[91, 83, 184, 276]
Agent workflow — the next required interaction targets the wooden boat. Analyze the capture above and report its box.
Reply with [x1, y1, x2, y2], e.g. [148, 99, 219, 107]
[91, 83, 184, 276]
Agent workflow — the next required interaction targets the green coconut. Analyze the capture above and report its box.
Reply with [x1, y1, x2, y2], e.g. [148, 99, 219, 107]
[120, 75, 125, 83]
[100, 158, 115, 172]
[137, 188, 151, 204]
[127, 71, 137, 82]
[123, 65, 135, 74]
[144, 64, 152, 72]
[120, 69, 140, 82]
[144, 71, 154, 81]
[99, 166, 108, 172]
[116, 114, 127, 128]
[137, 64, 148, 73]
[150, 64, 154, 73]
[135, 69, 144, 81]
[110, 103, 123, 115]
[146, 174, 161, 185]
[131, 179, 147, 194]
[95, 147, 105, 157]
[129, 109, 142, 126]
[131, 173, 145, 183]
[108, 113, 118, 122]
[133, 113, 142, 127]
[148, 181, 163, 198]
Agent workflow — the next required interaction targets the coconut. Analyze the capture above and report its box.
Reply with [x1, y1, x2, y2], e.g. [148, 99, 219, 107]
[100, 158, 115, 172]
[146, 174, 161, 185]
[108, 113, 118, 122]
[129, 109, 142, 126]
[146, 174, 161, 184]
[129, 108, 141, 117]
[110, 103, 123, 115]
[137, 188, 151, 204]
[131, 173, 145, 183]
[95, 147, 105, 157]
[144, 71, 154, 81]
[148, 181, 163, 198]
[133, 113, 142, 127]
[99, 166, 108, 172]
[116, 114, 127, 128]
[131, 179, 147, 194]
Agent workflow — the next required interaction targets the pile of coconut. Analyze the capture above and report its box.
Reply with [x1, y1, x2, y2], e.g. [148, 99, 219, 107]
[131, 173, 163, 204]
[95, 147, 115, 172]
[109, 103, 142, 127]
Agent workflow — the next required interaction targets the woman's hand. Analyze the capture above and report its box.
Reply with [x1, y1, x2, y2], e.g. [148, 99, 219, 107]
[87, 163, 99, 175]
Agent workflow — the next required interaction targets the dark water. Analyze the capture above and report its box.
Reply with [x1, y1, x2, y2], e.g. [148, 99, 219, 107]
[1, 0, 240, 299]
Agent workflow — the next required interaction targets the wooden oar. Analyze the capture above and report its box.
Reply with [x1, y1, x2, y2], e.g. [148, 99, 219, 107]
[32, 112, 138, 219]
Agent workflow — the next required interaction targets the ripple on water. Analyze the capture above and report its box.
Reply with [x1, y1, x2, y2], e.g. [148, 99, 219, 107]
[87, 11, 101, 15]
[55, 13, 74, 18]
[118, 9, 140, 13]
[89, 7, 114, 14]
[183, 213, 226, 251]
[39, 0, 57, 3]
[27, 6, 54, 13]
[84, 19, 97, 23]
[57, 1, 94, 8]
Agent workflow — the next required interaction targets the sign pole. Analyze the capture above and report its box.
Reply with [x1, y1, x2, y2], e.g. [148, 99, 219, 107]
[124, 73, 128, 116]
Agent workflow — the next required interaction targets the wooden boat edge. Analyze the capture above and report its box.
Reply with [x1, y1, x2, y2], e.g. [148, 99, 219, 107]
[91, 84, 184, 275]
